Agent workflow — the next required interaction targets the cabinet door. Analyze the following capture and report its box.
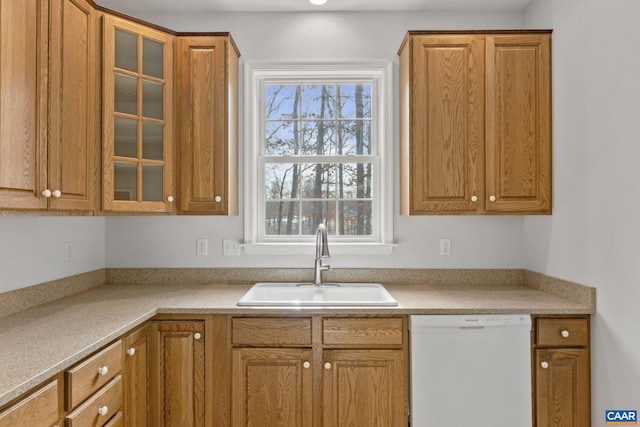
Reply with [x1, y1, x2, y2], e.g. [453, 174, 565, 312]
[149, 321, 204, 427]
[102, 15, 175, 213]
[322, 349, 406, 427]
[48, 0, 96, 211]
[402, 35, 485, 214]
[486, 34, 552, 213]
[124, 324, 149, 427]
[0, 0, 48, 210]
[535, 348, 590, 427]
[176, 36, 238, 215]
[232, 348, 313, 427]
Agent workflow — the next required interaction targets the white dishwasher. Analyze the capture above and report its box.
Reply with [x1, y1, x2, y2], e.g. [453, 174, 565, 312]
[410, 314, 532, 427]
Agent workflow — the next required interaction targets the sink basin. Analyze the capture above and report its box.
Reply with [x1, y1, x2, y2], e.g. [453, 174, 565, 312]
[237, 282, 398, 307]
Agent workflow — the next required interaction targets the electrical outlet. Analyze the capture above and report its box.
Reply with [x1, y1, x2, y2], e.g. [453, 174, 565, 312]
[439, 238, 451, 256]
[223, 239, 241, 256]
[196, 238, 208, 256]
[65, 241, 74, 262]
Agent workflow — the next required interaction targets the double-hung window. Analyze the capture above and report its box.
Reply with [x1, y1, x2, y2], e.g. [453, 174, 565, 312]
[244, 63, 394, 255]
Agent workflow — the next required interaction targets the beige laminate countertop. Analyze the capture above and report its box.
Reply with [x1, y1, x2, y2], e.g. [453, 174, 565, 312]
[0, 279, 594, 408]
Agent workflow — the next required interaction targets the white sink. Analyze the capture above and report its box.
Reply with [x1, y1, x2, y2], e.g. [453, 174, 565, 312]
[237, 282, 398, 307]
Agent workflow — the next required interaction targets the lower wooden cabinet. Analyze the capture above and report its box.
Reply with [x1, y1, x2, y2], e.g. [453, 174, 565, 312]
[532, 316, 591, 427]
[123, 324, 149, 427]
[231, 316, 408, 427]
[322, 349, 405, 427]
[232, 348, 313, 427]
[149, 319, 205, 427]
[0, 380, 60, 427]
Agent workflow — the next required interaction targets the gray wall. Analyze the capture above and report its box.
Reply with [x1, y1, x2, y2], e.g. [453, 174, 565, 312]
[523, 0, 640, 420]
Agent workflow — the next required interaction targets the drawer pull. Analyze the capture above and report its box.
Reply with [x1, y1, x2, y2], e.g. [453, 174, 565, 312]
[561, 329, 570, 338]
[98, 405, 109, 416]
[303, 361, 311, 369]
[324, 362, 331, 370]
[97, 366, 109, 376]
[126, 348, 136, 356]
[540, 361, 549, 369]
[194, 332, 202, 340]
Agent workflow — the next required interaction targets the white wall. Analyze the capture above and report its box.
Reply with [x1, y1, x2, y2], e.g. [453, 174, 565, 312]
[0, 217, 105, 293]
[524, 0, 640, 420]
[105, 10, 527, 269]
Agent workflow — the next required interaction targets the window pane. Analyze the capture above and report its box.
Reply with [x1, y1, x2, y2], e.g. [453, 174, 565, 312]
[265, 121, 297, 156]
[114, 73, 137, 115]
[339, 163, 373, 198]
[265, 201, 299, 235]
[300, 201, 336, 235]
[265, 163, 300, 200]
[338, 85, 371, 119]
[300, 121, 336, 156]
[301, 85, 336, 119]
[142, 37, 163, 79]
[142, 164, 163, 201]
[114, 117, 137, 158]
[114, 161, 137, 200]
[115, 29, 137, 72]
[142, 79, 163, 120]
[142, 121, 163, 160]
[339, 120, 371, 155]
[338, 200, 373, 236]
[265, 85, 299, 120]
[299, 163, 336, 199]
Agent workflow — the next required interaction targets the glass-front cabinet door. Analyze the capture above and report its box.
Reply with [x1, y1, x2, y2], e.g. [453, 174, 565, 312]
[102, 15, 174, 212]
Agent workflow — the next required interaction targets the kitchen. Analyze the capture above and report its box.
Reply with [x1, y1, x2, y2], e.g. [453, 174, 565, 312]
[0, 0, 638, 425]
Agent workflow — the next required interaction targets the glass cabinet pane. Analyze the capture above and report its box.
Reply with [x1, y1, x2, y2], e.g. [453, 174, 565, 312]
[114, 73, 138, 115]
[142, 79, 163, 119]
[115, 29, 137, 72]
[114, 162, 137, 200]
[114, 117, 138, 158]
[142, 122, 163, 160]
[143, 37, 163, 78]
[142, 164, 163, 201]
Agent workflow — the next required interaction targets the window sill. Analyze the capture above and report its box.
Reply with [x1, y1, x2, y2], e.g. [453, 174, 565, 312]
[241, 242, 397, 256]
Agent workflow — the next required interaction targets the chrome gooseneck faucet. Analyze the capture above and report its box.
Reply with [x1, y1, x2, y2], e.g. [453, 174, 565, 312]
[314, 223, 331, 285]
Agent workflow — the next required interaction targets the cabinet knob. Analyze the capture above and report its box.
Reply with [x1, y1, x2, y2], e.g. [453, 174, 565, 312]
[97, 366, 109, 376]
[561, 329, 570, 338]
[214, 196, 222, 203]
[194, 332, 202, 340]
[52, 190, 62, 198]
[98, 406, 109, 417]
[303, 361, 311, 369]
[489, 195, 496, 202]
[42, 189, 52, 198]
[324, 362, 331, 370]
[126, 348, 136, 356]
[167, 195, 174, 203]
[540, 361, 549, 369]
[471, 195, 478, 202]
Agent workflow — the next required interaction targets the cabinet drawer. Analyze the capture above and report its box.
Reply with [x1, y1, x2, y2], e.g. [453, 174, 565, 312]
[65, 375, 122, 427]
[232, 317, 312, 346]
[103, 411, 123, 427]
[323, 317, 404, 347]
[66, 340, 122, 409]
[0, 380, 59, 427]
[536, 317, 589, 347]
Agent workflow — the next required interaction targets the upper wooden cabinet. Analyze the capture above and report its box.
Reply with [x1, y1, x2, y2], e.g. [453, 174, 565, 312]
[399, 31, 552, 214]
[49, 0, 97, 211]
[176, 35, 239, 215]
[102, 15, 175, 213]
[0, 0, 96, 212]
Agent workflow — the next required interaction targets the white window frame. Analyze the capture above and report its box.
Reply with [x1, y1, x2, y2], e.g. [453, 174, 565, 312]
[243, 62, 395, 255]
